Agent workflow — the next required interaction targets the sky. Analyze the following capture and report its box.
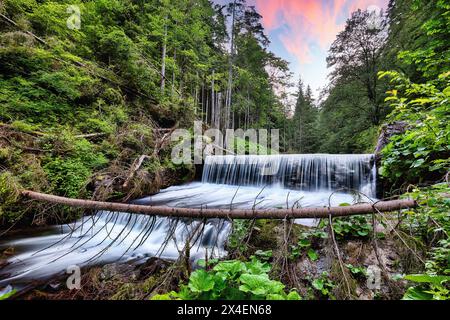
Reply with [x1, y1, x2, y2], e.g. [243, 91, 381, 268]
[215, 0, 389, 98]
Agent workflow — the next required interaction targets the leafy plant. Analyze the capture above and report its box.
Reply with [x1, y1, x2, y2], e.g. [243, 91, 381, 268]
[151, 257, 301, 300]
[345, 264, 367, 279]
[227, 220, 251, 253]
[311, 272, 335, 298]
[0, 287, 17, 300]
[331, 215, 372, 238]
[402, 274, 450, 300]
[290, 229, 327, 260]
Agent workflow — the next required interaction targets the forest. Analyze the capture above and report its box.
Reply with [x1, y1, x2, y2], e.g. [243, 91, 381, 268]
[0, 0, 448, 302]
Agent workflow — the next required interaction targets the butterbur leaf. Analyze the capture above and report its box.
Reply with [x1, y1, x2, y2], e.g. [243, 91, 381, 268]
[402, 286, 433, 300]
[312, 279, 324, 291]
[197, 259, 206, 267]
[188, 270, 215, 293]
[239, 274, 284, 296]
[245, 259, 271, 275]
[404, 274, 450, 286]
[287, 291, 302, 300]
[255, 250, 273, 259]
[307, 249, 319, 261]
[213, 260, 246, 277]
[266, 294, 285, 300]
[298, 239, 311, 247]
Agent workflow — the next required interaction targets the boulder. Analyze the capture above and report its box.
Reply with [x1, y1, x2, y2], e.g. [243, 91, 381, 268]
[374, 121, 409, 157]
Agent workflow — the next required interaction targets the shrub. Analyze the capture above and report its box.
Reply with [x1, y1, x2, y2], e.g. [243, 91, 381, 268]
[151, 257, 301, 300]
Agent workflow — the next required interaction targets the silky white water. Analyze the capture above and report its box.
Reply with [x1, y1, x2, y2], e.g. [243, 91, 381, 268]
[0, 154, 377, 288]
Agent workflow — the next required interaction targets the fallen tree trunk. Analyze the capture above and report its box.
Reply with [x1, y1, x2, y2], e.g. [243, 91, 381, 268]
[21, 190, 418, 219]
[122, 155, 151, 189]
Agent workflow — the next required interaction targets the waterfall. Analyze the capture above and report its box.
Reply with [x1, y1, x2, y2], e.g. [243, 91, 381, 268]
[0, 212, 230, 288]
[0, 154, 377, 288]
[202, 154, 376, 197]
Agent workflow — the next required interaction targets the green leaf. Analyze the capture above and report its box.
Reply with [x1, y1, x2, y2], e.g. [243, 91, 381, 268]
[0, 288, 16, 301]
[411, 159, 426, 168]
[287, 291, 302, 300]
[339, 203, 351, 207]
[213, 260, 246, 276]
[402, 286, 433, 300]
[312, 279, 324, 291]
[188, 270, 216, 293]
[266, 294, 285, 300]
[307, 249, 319, 261]
[239, 274, 284, 296]
[298, 239, 311, 248]
[404, 274, 450, 286]
[245, 259, 271, 275]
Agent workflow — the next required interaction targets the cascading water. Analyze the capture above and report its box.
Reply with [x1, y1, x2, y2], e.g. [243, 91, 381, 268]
[0, 154, 377, 290]
[202, 154, 376, 197]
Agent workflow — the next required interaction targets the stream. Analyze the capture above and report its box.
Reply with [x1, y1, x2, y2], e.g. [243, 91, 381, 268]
[0, 154, 377, 291]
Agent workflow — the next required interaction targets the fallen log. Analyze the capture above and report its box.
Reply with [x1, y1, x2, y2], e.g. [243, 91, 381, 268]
[122, 155, 151, 188]
[21, 190, 418, 219]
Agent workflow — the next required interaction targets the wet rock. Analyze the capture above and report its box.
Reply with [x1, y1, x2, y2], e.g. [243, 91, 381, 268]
[100, 263, 140, 282]
[46, 281, 62, 292]
[0, 285, 14, 297]
[374, 121, 409, 157]
[138, 257, 170, 279]
[2, 247, 15, 257]
[363, 240, 399, 273]
[344, 241, 363, 265]
[297, 257, 317, 278]
[0, 259, 8, 268]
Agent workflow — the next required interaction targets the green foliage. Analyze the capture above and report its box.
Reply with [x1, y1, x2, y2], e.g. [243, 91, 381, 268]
[345, 264, 367, 279]
[0, 288, 17, 300]
[398, 184, 450, 300]
[379, 0, 449, 187]
[0, 171, 21, 219]
[43, 157, 92, 198]
[311, 272, 335, 298]
[254, 250, 273, 260]
[42, 133, 107, 197]
[402, 184, 450, 275]
[331, 215, 372, 239]
[227, 220, 251, 253]
[233, 137, 276, 155]
[152, 257, 301, 300]
[290, 229, 327, 260]
[287, 79, 319, 153]
[379, 71, 449, 185]
[402, 274, 450, 300]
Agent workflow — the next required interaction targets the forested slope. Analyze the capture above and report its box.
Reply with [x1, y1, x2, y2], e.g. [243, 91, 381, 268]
[0, 0, 291, 225]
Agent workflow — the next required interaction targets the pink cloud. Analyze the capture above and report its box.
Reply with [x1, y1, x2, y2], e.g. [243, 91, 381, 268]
[254, 0, 388, 64]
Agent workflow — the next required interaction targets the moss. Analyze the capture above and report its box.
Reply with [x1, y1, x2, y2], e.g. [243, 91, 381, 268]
[0, 147, 11, 161]
[43, 157, 92, 197]
[77, 117, 115, 134]
[10, 120, 41, 133]
[0, 171, 22, 220]
[251, 220, 280, 251]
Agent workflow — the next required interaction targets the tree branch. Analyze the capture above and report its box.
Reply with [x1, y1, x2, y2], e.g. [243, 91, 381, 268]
[21, 190, 418, 219]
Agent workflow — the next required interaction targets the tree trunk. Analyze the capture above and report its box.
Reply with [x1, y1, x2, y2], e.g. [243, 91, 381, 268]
[21, 190, 417, 220]
[211, 70, 215, 128]
[160, 17, 168, 93]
